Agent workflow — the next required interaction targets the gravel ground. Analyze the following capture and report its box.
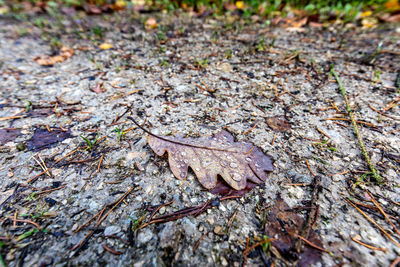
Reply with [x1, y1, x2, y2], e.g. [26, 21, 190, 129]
[0, 11, 399, 267]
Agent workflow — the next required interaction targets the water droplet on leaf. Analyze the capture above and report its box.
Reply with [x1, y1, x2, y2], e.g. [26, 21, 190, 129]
[232, 173, 241, 181]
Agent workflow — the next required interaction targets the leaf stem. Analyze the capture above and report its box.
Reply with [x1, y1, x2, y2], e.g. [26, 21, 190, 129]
[127, 116, 237, 153]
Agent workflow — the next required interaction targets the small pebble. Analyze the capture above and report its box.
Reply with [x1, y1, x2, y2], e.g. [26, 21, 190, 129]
[219, 204, 226, 212]
[214, 225, 223, 235]
[104, 225, 121, 236]
[221, 257, 228, 266]
[159, 206, 166, 214]
[137, 228, 154, 245]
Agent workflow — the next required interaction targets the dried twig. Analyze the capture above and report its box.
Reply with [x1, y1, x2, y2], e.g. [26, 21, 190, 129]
[193, 231, 209, 253]
[294, 234, 329, 253]
[36, 185, 66, 195]
[72, 187, 135, 252]
[26, 168, 52, 184]
[295, 176, 322, 255]
[11, 219, 41, 230]
[97, 154, 104, 173]
[367, 191, 400, 237]
[148, 200, 174, 222]
[243, 237, 274, 267]
[243, 237, 250, 267]
[102, 243, 123, 255]
[390, 257, 400, 267]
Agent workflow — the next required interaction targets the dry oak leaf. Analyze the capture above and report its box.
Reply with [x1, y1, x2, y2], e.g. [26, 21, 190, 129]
[147, 130, 274, 191]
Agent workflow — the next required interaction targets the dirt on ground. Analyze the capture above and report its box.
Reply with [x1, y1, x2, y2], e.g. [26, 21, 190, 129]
[0, 10, 399, 267]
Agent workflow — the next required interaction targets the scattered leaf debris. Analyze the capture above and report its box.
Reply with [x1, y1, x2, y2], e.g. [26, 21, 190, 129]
[264, 195, 323, 266]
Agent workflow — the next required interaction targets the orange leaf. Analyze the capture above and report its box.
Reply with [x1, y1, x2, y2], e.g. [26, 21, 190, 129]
[34, 46, 74, 66]
[145, 18, 158, 30]
[385, 0, 400, 10]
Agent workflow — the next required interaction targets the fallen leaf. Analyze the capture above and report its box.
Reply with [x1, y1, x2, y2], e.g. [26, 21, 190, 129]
[145, 17, 158, 30]
[146, 129, 274, 191]
[360, 10, 372, 17]
[85, 4, 102, 14]
[0, 128, 22, 145]
[381, 13, 400, 22]
[34, 46, 74, 66]
[99, 43, 113, 50]
[236, 1, 245, 9]
[265, 195, 323, 266]
[27, 127, 72, 151]
[111, 0, 126, 11]
[289, 17, 308, 28]
[309, 21, 323, 27]
[28, 109, 53, 118]
[90, 82, 106, 93]
[385, 0, 400, 10]
[266, 115, 291, 132]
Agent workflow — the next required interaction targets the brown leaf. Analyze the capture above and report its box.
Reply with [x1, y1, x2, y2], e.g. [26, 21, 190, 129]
[90, 82, 106, 94]
[27, 127, 72, 151]
[0, 128, 22, 145]
[85, 4, 102, 14]
[265, 195, 323, 266]
[381, 13, 400, 22]
[146, 129, 274, 191]
[289, 17, 308, 28]
[34, 46, 74, 66]
[266, 115, 291, 132]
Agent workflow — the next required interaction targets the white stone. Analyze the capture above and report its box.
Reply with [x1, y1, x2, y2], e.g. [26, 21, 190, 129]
[137, 228, 154, 245]
[104, 225, 121, 236]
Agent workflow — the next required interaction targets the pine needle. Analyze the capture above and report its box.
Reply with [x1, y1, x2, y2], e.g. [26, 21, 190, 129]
[330, 67, 382, 183]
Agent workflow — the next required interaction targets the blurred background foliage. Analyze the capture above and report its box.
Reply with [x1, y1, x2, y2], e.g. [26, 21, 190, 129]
[0, 0, 399, 24]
